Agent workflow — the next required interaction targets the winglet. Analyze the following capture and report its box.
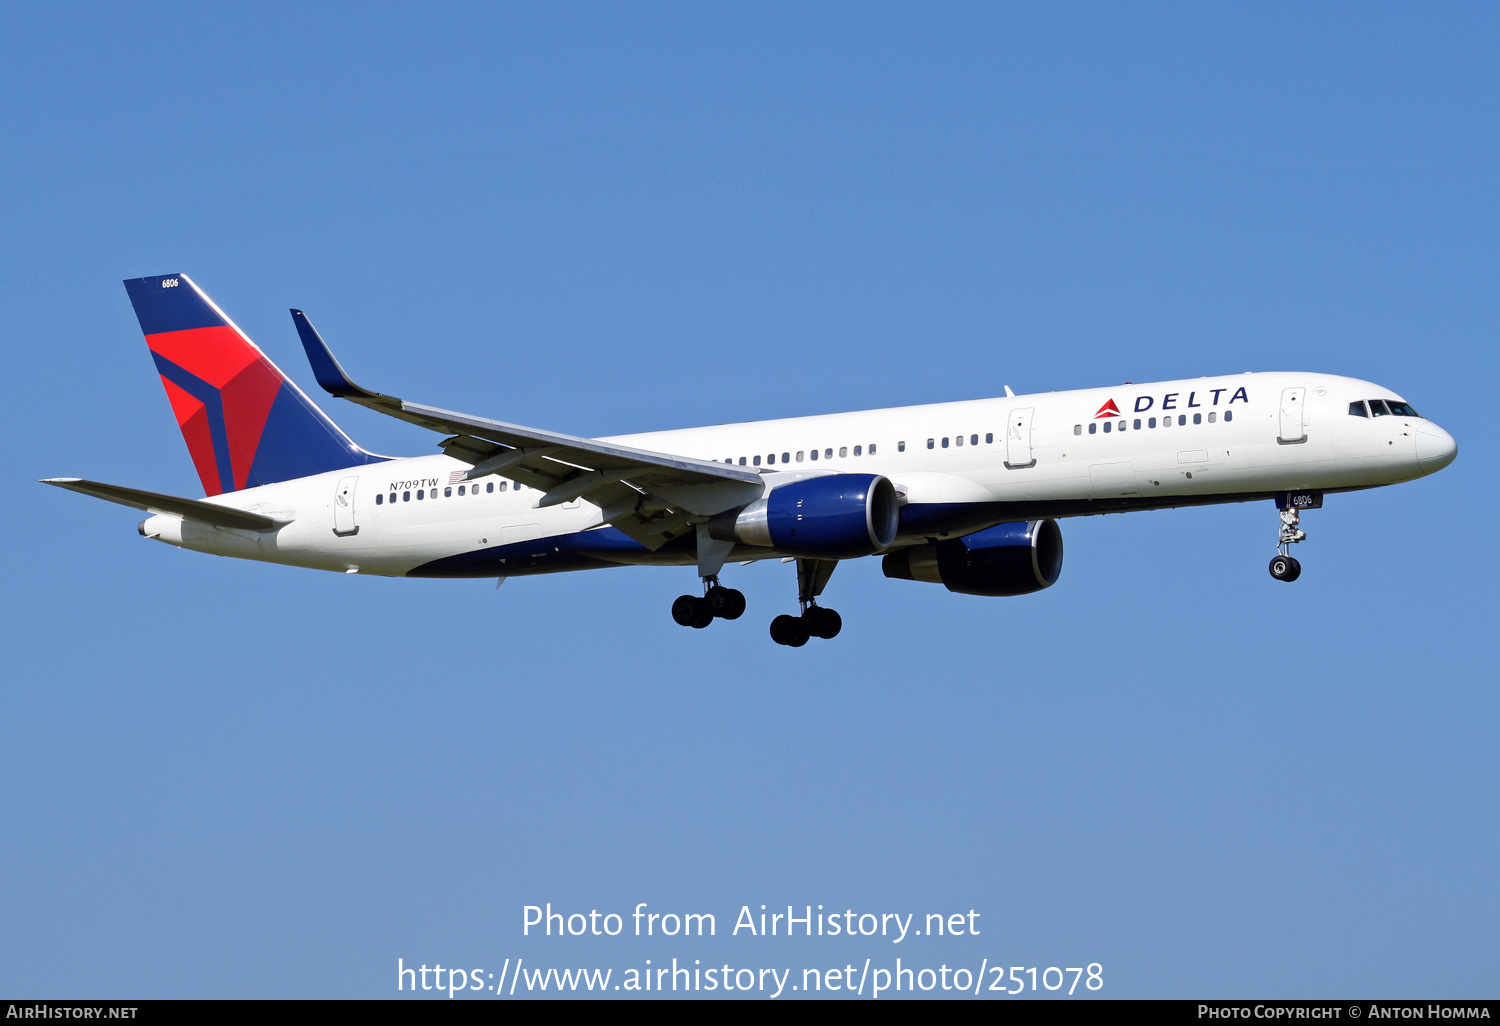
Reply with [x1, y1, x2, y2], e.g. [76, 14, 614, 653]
[291, 309, 390, 403]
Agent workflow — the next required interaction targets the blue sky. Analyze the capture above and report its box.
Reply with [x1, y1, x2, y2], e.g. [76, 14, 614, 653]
[1, 2, 1495, 998]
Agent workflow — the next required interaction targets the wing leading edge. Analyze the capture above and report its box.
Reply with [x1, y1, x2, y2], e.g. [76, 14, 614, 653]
[291, 311, 764, 548]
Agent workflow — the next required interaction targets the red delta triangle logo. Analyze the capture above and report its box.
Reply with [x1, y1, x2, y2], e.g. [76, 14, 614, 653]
[1093, 399, 1121, 419]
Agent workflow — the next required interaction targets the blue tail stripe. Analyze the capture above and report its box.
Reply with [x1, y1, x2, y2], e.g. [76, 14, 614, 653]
[150, 352, 237, 495]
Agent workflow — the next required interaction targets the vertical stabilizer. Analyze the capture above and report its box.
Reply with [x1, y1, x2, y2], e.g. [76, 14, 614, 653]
[123, 274, 383, 496]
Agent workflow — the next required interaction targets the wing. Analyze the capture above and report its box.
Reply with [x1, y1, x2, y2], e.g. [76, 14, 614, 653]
[292, 311, 764, 549]
[41, 478, 284, 530]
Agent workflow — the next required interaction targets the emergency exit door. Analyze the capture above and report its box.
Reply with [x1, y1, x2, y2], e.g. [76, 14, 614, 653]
[333, 475, 360, 536]
[1278, 387, 1307, 445]
[1005, 408, 1036, 469]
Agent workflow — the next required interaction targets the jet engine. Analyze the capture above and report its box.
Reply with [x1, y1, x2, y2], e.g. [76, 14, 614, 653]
[708, 474, 899, 559]
[882, 519, 1063, 596]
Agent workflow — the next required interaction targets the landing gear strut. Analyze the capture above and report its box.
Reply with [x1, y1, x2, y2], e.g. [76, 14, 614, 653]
[671, 575, 745, 629]
[1269, 504, 1307, 582]
[770, 558, 843, 647]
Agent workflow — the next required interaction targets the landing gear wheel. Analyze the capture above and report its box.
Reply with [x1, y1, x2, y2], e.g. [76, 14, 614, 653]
[706, 586, 746, 620]
[1268, 555, 1302, 582]
[672, 594, 714, 628]
[803, 606, 842, 639]
[770, 614, 810, 647]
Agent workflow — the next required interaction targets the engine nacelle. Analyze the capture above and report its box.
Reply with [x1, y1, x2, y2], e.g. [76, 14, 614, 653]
[882, 519, 1063, 596]
[708, 474, 899, 559]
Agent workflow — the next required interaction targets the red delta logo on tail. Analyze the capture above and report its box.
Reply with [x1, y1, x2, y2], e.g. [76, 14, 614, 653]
[124, 274, 382, 496]
[1093, 399, 1121, 419]
[149, 323, 284, 496]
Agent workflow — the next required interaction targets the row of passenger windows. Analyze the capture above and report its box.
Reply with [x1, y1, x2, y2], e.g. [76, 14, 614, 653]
[925, 433, 995, 450]
[725, 443, 879, 467]
[1074, 411, 1232, 435]
[723, 431, 1004, 466]
[375, 480, 526, 505]
[1350, 399, 1420, 418]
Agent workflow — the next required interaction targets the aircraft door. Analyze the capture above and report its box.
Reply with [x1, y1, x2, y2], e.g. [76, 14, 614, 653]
[333, 475, 360, 536]
[1005, 407, 1036, 469]
[1278, 387, 1307, 445]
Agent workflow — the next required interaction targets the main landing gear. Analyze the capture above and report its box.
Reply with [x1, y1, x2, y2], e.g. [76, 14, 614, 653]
[668, 558, 844, 646]
[1268, 500, 1309, 583]
[671, 577, 746, 629]
[769, 558, 842, 647]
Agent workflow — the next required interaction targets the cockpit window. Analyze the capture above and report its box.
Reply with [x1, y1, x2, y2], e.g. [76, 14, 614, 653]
[1386, 401, 1420, 418]
[1368, 399, 1391, 417]
[1348, 401, 1368, 417]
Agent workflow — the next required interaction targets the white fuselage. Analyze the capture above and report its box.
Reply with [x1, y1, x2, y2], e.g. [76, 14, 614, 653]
[139, 372, 1456, 579]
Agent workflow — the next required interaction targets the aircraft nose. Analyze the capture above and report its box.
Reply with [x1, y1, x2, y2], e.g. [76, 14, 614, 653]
[1415, 421, 1457, 473]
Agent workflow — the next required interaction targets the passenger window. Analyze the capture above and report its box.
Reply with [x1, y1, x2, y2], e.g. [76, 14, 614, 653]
[459, 485, 467, 495]
[486, 483, 494, 493]
[870, 444, 877, 454]
[1369, 399, 1390, 416]
[739, 457, 747, 465]
[927, 439, 934, 449]
[1074, 424, 1082, 435]
[1193, 413, 1201, 425]
[499, 481, 507, 491]
[1103, 421, 1112, 433]
[1088, 423, 1097, 434]
[839, 446, 848, 457]
[444, 487, 452, 497]
[941, 437, 949, 448]
[970, 434, 978, 446]
[389, 492, 396, 503]
[1133, 419, 1141, 429]
[1207, 412, 1216, 423]
[1178, 415, 1186, 426]
[416, 489, 424, 500]
[783, 453, 790, 463]
[955, 435, 964, 447]
[1224, 411, 1233, 422]
[985, 432, 993, 444]
[854, 445, 862, 456]
[376, 493, 383, 505]
[810, 449, 818, 460]
[824, 448, 832, 458]
[403, 491, 410, 501]
[1148, 417, 1157, 428]
[797, 451, 805, 462]
[754, 456, 761, 466]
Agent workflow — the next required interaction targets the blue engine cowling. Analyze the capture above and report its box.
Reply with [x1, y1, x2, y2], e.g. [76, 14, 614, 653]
[881, 519, 1063, 596]
[708, 474, 900, 559]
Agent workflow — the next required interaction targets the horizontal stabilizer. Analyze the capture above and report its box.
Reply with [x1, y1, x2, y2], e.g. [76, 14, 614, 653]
[40, 478, 284, 530]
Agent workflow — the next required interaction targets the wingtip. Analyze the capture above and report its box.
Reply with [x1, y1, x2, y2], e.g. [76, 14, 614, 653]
[290, 309, 380, 401]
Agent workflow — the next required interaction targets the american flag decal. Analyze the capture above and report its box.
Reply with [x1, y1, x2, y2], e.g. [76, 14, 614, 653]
[449, 470, 468, 485]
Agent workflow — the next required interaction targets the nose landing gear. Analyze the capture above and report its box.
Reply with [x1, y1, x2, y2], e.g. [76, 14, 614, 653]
[1268, 494, 1318, 582]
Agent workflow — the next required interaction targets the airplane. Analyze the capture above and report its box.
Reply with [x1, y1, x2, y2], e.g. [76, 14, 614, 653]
[44, 273, 1458, 647]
